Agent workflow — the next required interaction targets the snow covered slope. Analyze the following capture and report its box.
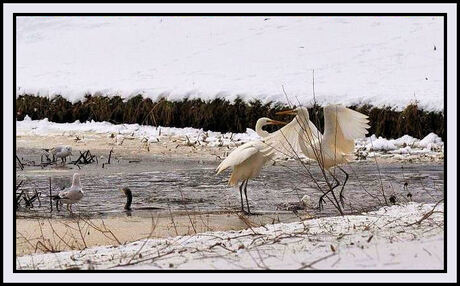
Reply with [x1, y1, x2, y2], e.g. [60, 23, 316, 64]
[16, 16, 443, 110]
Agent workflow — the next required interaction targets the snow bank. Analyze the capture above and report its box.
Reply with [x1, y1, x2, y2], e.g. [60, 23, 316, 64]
[356, 133, 444, 156]
[16, 202, 444, 270]
[419, 132, 444, 150]
[366, 134, 398, 151]
[17, 118, 261, 148]
[17, 118, 444, 158]
[16, 17, 443, 110]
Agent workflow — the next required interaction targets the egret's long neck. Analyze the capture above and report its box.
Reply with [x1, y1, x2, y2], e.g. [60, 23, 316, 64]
[255, 121, 270, 138]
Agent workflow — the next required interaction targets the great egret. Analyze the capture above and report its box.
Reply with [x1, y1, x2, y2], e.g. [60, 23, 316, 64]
[53, 173, 84, 212]
[216, 117, 286, 214]
[265, 105, 369, 210]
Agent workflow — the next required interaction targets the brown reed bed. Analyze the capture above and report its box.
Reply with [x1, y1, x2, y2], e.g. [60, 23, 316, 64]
[16, 94, 444, 140]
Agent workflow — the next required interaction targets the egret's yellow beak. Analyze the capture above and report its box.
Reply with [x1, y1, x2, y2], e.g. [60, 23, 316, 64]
[276, 109, 297, 115]
[268, 119, 287, 125]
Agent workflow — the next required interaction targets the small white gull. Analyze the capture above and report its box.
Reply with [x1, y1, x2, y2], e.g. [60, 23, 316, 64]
[53, 173, 84, 212]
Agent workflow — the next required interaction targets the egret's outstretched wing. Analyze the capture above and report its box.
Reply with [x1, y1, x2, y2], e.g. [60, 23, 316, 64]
[262, 116, 321, 158]
[323, 105, 370, 154]
[308, 120, 322, 142]
[216, 142, 266, 174]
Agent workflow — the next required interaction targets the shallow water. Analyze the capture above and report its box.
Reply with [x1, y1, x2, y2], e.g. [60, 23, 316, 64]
[15, 148, 444, 219]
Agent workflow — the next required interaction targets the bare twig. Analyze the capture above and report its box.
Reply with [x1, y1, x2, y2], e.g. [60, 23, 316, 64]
[16, 155, 24, 170]
[298, 253, 336, 270]
[406, 199, 444, 227]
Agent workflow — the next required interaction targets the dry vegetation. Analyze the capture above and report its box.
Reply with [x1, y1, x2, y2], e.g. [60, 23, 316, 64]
[16, 94, 444, 140]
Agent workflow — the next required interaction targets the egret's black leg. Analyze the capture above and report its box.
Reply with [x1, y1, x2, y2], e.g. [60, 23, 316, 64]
[338, 167, 349, 207]
[318, 172, 340, 211]
[239, 181, 245, 212]
[243, 180, 252, 215]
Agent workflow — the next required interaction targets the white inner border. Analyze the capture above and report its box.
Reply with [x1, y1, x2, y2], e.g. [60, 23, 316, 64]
[3, 3, 457, 283]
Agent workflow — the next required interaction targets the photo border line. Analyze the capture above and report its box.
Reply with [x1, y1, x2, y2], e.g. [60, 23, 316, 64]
[12, 12, 448, 274]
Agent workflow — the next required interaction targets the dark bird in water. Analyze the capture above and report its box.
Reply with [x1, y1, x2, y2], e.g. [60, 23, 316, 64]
[120, 187, 162, 212]
[121, 187, 133, 211]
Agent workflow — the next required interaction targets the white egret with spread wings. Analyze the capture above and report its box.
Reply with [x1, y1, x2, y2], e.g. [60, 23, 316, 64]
[264, 105, 369, 210]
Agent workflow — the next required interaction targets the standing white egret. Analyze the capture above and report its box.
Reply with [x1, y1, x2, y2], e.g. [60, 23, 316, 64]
[265, 105, 369, 210]
[216, 117, 286, 214]
[53, 173, 84, 212]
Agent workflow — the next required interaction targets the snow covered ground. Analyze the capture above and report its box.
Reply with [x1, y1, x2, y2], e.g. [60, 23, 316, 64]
[16, 202, 444, 270]
[16, 116, 259, 148]
[355, 133, 444, 160]
[17, 117, 444, 159]
[16, 16, 443, 111]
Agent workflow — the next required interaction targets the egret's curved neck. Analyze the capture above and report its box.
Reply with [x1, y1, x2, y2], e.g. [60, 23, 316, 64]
[255, 121, 270, 138]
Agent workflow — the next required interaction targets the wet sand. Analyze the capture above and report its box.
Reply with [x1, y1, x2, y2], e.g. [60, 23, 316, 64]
[16, 210, 309, 256]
